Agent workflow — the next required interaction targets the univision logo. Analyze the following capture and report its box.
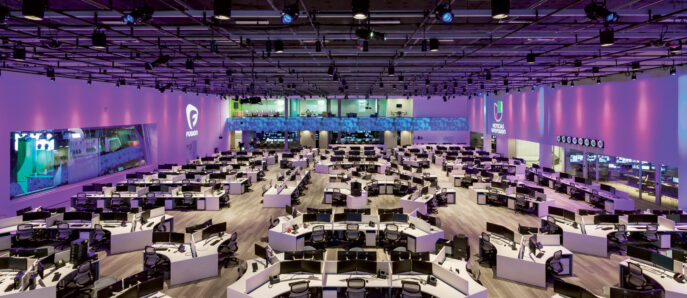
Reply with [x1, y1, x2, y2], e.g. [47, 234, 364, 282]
[185, 104, 199, 137]
[493, 100, 503, 122]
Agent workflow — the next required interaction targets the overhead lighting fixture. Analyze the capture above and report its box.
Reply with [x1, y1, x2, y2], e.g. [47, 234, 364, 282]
[631, 61, 639, 70]
[388, 65, 395, 76]
[123, 5, 154, 24]
[574, 60, 582, 68]
[213, 0, 232, 20]
[667, 40, 682, 54]
[600, 28, 614, 46]
[315, 40, 322, 52]
[485, 71, 491, 80]
[435, 4, 453, 23]
[22, 0, 45, 21]
[0, 6, 9, 24]
[631, 72, 636, 80]
[13, 47, 26, 61]
[596, 77, 601, 84]
[149, 54, 171, 68]
[429, 38, 439, 52]
[362, 40, 368, 52]
[584, 1, 618, 23]
[91, 30, 107, 49]
[467, 78, 473, 85]
[274, 40, 284, 53]
[425, 79, 430, 86]
[46, 67, 55, 81]
[526, 53, 536, 63]
[265, 40, 272, 53]
[491, 0, 510, 19]
[328, 64, 335, 76]
[421, 39, 428, 52]
[352, 0, 369, 20]
[186, 59, 194, 71]
[670, 66, 676, 76]
[281, 3, 299, 25]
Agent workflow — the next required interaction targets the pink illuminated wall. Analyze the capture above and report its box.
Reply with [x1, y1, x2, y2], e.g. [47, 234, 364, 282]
[0, 71, 228, 214]
[470, 75, 679, 166]
[412, 96, 469, 144]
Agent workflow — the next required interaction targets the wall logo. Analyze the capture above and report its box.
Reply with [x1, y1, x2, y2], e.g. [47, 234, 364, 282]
[490, 100, 506, 135]
[493, 100, 503, 122]
[185, 104, 199, 137]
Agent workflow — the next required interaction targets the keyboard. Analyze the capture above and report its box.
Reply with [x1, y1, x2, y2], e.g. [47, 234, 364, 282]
[52, 273, 61, 282]
[210, 240, 221, 246]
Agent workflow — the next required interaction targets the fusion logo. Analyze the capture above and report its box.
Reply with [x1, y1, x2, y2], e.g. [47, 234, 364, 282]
[490, 100, 506, 135]
[185, 104, 199, 137]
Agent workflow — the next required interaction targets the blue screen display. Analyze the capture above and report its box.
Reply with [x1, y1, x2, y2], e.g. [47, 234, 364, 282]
[226, 117, 468, 132]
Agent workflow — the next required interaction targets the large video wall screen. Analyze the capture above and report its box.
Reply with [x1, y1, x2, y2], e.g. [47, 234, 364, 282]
[10, 125, 150, 199]
[226, 117, 468, 132]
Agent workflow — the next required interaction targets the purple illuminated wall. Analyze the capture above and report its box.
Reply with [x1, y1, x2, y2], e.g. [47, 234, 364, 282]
[412, 96, 469, 144]
[0, 71, 228, 214]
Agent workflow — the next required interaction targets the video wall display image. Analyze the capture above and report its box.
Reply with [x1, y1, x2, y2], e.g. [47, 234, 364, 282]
[226, 117, 468, 132]
[10, 125, 150, 199]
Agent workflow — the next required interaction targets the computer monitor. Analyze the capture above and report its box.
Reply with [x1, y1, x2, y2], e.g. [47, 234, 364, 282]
[600, 184, 615, 193]
[152, 232, 170, 243]
[316, 214, 331, 223]
[672, 249, 686, 262]
[626, 246, 653, 263]
[140, 211, 151, 222]
[301, 260, 321, 274]
[8, 257, 26, 271]
[116, 185, 129, 192]
[574, 176, 586, 184]
[553, 279, 597, 298]
[63, 212, 91, 221]
[22, 211, 51, 221]
[652, 252, 674, 271]
[593, 215, 619, 224]
[118, 285, 139, 298]
[609, 287, 662, 298]
[100, 212, 128, 222]
[393, 213, 408, 223]
[379, 214, 394, 222]
[392, 260, 412, 274]
[627, 214, 658, 224]
[336, 260, 357, 273]
[559, 172, 571, 179]
[285, 205, 294, 217]
[412, 177, 424, 185]
[254, 243, 269, 265]
[486, 222, 514, 242]
[549, 207, 576, 222]
[347, 213, 362, 222]
[452, 236, 469, 261]
[148, 185, 161, 192]
[170, 232, 185, 244]
[356, 260, 377, 274]
[420, 186, 429, 195]
[412, 260, 432, 275]
[138, 276, 164, 297]
[334, 213, 348, 222]
[303, 214, 317, 223]
[202, 222, 226, 240]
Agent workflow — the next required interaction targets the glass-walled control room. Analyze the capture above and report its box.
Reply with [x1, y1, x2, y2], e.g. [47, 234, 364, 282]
[234, 98, 413, 118]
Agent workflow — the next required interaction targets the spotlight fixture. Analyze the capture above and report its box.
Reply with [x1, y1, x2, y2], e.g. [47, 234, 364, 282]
[435, 4, 453, 23]
[352, 0, 369, 20]
[485, 71, 491, 80]
[274, 40, 284, 53]
[0, 6, 9, 24]
[574, 60, 582, 68]
[265, 40, 272, 53]
[467, 78, 473, 85]
[46, 67, 55, 80]
[379, 82, 384, 88]
[670, 66, 676, 76]
[315, 40, 322, 52]
[149, 54, 171, 68]
[327, 64, 335, 76]
[213, 0, 232, 20]
[631, 72, 636, 80]
[503, 79, 508, 86]
[22, 0, 45, 21]
[355, 28, 385, 41]
[584, 1, 618, 23]
[596, 77, 601, 84]
[91, 30, 107, 49]
[13, 47, 26, 61]
[491, 0, 510, 19]
[421, 39, 427, 52]
[429, 39, 439, 52]
[631, 61, 640, 70]
[592, 66, 599, 74]
[600, 28, 614, 47]
[425, 79, 430, 86]
[362, 40, 369, 52]
[123, 5, 154, 24]
[388, 65, 395, 76]
[398, 75, 404, 81]
[667, 40, 682, 54]
[526, 53, 536, 63]
[281, 3, 299, 25]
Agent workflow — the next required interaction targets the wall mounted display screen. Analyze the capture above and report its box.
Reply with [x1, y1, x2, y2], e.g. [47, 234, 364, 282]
[227, 117, 468, 132]
[11, 125, 150, 199]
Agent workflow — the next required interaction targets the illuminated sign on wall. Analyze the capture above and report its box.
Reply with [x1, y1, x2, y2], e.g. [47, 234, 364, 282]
[557, 135, 604, 149]
[490, 100, 506, 135]
[185, 104, 199, 137]
[226, 117, 468, 132]
[13, 132, 55, 151]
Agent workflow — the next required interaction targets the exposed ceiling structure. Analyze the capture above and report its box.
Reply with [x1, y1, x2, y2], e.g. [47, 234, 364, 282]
[0, 0, 686, 97]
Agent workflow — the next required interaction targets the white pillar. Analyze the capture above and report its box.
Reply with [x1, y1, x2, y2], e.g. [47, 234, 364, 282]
[583, 151, 588, 179]
[539, 143, 552, 168]
[655, 166, 662, 206]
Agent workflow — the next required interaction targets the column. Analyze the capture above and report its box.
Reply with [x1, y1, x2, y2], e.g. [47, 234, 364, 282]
[337, 98, 342, 144]
[583, 151, 588, 179]
[654, 166, 662, 206]
[284, 98, 289, 150]
[637, 161, 643, 201]
[595, 159, 600, 180]
[483, 133, 491, 152]
[538, 143, 552, 168]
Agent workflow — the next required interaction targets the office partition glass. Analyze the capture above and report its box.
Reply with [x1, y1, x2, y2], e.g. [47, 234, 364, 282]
[240, 98, 285, 117]
[513, 139, 539, 166]
[296, 98, 327, 117]
[10, 125, 150, 199]
[470, 132, 483, 149]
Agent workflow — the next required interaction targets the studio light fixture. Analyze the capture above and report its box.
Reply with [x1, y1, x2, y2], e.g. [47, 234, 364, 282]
[526, 53, 536, 63]
[491, 0, 510, 19]
[388, 64, 395, 76]
[429, 39, 439, 52]
[148, 54, 171, 69]
[123, 5, 154, 24]
[213, 0, 232, 20]
[600, 28, 614, 47]
[670, 66, 677, 75]
[13, 46, 26, 61]
[631, 72, 636, 80]
[327, 64, 335, 76]
[584, 1, 619, 23]
[631, 61, 640, 70]
[667, 40, 682, 54]
[435, 4, 453, 23]
[421, 39, 427, 52]
[485, 71, 491, 80]
[274, 40, 284, 53]
[22, 0, 45, 21]
[186, 59, 195, 71]
[281, 3, 299, 25]
[362, 40, 369, 52]
[352, 0, 369, 20]
[91, 30, 107, 49]
[425, 79, 430, 86]
[315, 40, 322, 52]
[596, 77, 601, 84]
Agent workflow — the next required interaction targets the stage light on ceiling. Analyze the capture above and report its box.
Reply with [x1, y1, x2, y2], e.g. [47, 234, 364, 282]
[631, 72, 636, 80]
[631, 61, 640, 70]
[315, 40, 322, 52]
[429, 38, 439, 52]
[91, 30, 107, 49]
[467, 78, 473, 85]
[670, 66, 676, 75]
[186, 59, 194, 71]
[425, 79, 430, 86]
[362, 40, 369, 52]
[0, 6, 9, 24]
[485, 71, 491, 80]
[13, 46, 26, 61]
[281, 4, 299, 25]
[213, 0, 232, 20]
[149, 54, 171, 68]
[46, 67, 55, 81]
[22, 0, 45, 21]
[388, 65, 395, 76]
[600, 28, 614, 46]
[667, 40, 682, 54]
[421, 39, 427, 52]
[574, 60, 582, 67]
[352, 0, 369, 20]
[584, 1, 618, 23]
[491, 0, 509, 19]
[122, 14, 135, 25]
[398, 75, 404, 81]
[274, 40, 284, 53]
[526, 53, 536, 63]
[596, 77, 601, 84]
[265, 40, 272, 53]
[435, 4, 453, 23]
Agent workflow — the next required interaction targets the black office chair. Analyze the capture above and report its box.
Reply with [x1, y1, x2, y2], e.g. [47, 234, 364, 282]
[626, 262, 652, 290]
[182, 193, 195, 210]
[384, 224, 400, 248]
[110, 194, 123, 211]
[346, 278, 367, 298]
[55, 223, 73, 250]
[642, 223, 659, 244]
[608, 225, 628, 253]
[219, 232, 239, 268]
[143, 246, 169, 277]
[59, 261, 95, 297]
[514, 197, 529, 214]
[400, 280, 422, 298]
[15, 224, 35, 246]
[541, 216, 561, 235]
[547, 250, 564, 277]
[91, 224, 109, 251]
[332, 189, 346, 206]
[310, 225, 327, 249]
[289, 280, 310, 298]
[145, 193, 158, 209]
[345, 224, 361, 247]
[478, 232, 497, 268]
[154, 217, 167, 232]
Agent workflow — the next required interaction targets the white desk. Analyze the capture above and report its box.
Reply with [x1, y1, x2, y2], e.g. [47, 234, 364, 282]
[0, 262, 83, 298]
[263, 186, 297, 208]
[619, 259, 687, 298]
[152, 234, 222, 286]
[105, 214, 174, 254]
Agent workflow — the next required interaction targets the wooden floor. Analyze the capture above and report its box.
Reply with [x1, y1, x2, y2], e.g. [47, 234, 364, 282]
[96, 161, 671, 298]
